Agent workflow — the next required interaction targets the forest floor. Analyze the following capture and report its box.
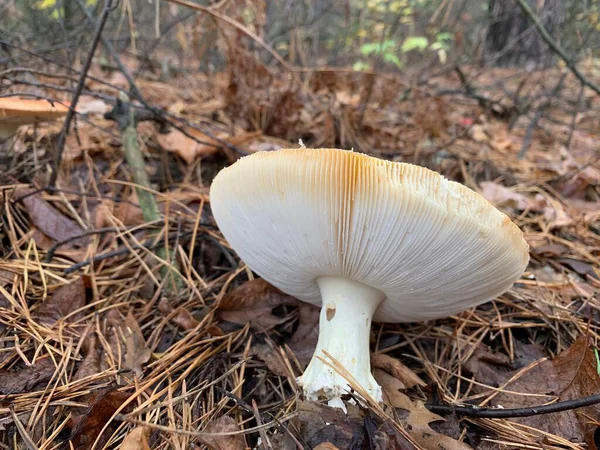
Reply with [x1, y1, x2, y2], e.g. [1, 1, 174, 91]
[0, 60, 599, 450]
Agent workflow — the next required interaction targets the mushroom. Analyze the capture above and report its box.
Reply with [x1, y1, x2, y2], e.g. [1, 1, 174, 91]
[210, 148, 529, 406]
[0, 98, 69, 139]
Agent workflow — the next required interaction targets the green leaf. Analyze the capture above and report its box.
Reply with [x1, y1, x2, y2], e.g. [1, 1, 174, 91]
[401, 36, 428, 53]
[383, 53, 403, 68]
[360, 40, 397, 56]
[353, 61, 372, 71]
[360, 42, 381, 56]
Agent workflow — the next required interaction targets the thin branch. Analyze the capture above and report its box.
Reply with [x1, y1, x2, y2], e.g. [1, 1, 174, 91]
[48, 0, 114, 189]
[427, 392, 600, 418]
[515, 0, 600, 95]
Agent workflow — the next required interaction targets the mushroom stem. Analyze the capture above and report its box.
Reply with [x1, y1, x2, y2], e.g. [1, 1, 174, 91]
[298, 276, 385, 407]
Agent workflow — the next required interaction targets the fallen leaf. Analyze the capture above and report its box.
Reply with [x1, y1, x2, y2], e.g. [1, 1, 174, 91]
[465, 337, 600, 446]
[35, 277, 87, 326]
[287, 299, 320, 367]
[397, 400, 472, 450]
[371, 353, 426, 389]
[252, 343, 292, 377]
[298, 400, 366, 449]
[0, 358, 55, 395]
[313, 444, 341, 450]
[197, 415, 246, 450]
[469, 124, 488, 142]
[119, 426, 151, 450]
[69, 389, 131, 450]
[124, 313, 151, 377]
[158, 297, 200, 331]
[480, 182, 546, 212]
[156, 127, 260, 164]
[373, 369, 413, 410]
[16, 188, 89, 248]
[74, 334, 101, 381]
[217, 278, 301, 331]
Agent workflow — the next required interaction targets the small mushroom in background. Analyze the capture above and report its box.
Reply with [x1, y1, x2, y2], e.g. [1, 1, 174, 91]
[0, 98, 69, 139]
[210, 148, 529, 408]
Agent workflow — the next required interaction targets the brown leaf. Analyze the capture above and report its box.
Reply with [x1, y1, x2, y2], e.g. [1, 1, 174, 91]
[252, 343, 291, 377]
[371, 354, 426, 389]
[156, 127, 260, 164]
[69, 389, 131, 450]
[465, 337, 600, 446]
[217, 279, 301, 331]
[398, 400, 473, 450]
[373, 369, 413, 410]
[373, 420, 421, 450]
[480, 182, 546, 212]
[17, 188, 89, 248]
[0, 358, 55, 394]
[35, 277, 87, 326]
[197, 415, 246, 450]
[119, 427, 151, 450]
[288, 301, 320, 368]
[74, 334, 101, 381]
[158, 297, 201, 331]
[313, 444, 341, 450]
[124, 313, 151, 377]
[298, 400, 366, 449]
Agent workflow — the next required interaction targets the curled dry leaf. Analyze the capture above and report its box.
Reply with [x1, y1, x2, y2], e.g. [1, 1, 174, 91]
[371, 353, 426, 389]
[119, 426, 151, 450]
[35, 277, 88, 326]
[197, 415, 246, 450]
[0, 358, 55, 395]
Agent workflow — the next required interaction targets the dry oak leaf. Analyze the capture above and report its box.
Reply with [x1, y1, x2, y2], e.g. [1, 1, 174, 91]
[398, 400, 472, 450]
[119, 426, 151, 450]
[197, 415, 246, 450]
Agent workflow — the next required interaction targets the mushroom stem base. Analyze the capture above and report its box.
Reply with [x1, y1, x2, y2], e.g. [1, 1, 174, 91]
[298, 276, 385, 407]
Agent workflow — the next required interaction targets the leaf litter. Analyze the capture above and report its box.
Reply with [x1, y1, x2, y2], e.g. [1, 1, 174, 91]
[1, 25, 600, 450]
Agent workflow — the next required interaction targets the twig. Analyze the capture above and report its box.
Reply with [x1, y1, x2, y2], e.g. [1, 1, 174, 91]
[44, 226, 124, 263]
[64, 231, 193, 274]
[515, 0, 600, 95]
[48, 0, 114, 189]
[517, 71, 568, 159]
[565, 84, 585, 150]
[426, 392, 600, 418]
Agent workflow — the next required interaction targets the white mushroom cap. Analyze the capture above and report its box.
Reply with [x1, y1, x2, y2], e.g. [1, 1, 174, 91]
[210, 148, 529, 323]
